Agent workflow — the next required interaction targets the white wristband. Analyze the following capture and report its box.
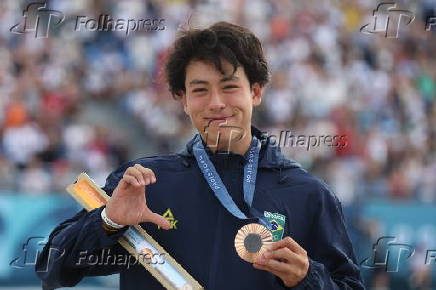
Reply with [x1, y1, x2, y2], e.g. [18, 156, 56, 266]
[101, 208, 125, 229]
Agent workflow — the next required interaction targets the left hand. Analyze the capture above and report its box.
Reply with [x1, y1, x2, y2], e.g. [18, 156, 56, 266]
[253, 237, 309, 287]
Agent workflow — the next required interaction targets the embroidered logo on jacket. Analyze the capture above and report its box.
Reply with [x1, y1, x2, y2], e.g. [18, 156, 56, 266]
[264, 211, 286, 242]
[158, 208, 178, 230]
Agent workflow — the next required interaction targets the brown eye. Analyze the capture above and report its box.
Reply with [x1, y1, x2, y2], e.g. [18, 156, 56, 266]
[193, 88, 207, 93]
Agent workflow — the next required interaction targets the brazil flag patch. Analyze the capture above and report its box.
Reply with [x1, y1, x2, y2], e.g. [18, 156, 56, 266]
[264, 211, 286, 242]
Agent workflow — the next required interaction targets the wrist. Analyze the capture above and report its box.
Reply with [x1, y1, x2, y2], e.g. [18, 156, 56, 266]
[289, 258, 313, 289]
[101, 207, 126, 232]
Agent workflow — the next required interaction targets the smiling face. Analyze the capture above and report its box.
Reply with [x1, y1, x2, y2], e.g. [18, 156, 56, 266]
[179, 59, 263, 154]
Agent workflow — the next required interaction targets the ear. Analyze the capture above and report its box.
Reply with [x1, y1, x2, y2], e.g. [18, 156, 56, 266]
[251, 83, 263, 107]
[178, 91, 190, 115]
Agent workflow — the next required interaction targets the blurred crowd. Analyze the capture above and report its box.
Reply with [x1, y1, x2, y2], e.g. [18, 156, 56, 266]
[0, 0, 435, 288]
[0, 0, 434, 202]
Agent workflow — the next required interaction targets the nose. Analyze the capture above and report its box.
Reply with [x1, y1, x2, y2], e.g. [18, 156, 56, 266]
[208, 89, 226, 111]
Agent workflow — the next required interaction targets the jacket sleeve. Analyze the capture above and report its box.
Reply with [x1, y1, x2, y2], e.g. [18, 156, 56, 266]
[35, 169, 129, 289]
[292, 183, 365, 290]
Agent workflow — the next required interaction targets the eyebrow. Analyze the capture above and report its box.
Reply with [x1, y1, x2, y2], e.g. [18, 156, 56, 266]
[188, 75, 240, 87]
[221, 75, 239, 82]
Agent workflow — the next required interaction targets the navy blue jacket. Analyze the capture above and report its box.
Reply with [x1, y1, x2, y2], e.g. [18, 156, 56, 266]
[36, 126, 365, 289]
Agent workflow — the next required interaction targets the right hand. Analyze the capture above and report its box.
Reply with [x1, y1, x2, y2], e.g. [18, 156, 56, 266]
[105, 164, 170, 229]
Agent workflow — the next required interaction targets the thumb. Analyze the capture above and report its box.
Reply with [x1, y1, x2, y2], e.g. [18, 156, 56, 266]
[142, 211, 171, 230]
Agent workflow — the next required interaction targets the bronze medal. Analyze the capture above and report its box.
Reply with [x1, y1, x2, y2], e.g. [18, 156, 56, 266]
[234, 223, 273, 263]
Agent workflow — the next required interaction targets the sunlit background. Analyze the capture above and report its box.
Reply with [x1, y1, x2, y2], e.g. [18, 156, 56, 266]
[0, 0, 435, 289]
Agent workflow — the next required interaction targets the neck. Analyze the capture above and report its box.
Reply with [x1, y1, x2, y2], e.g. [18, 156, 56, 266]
[201, 130, 253, 156]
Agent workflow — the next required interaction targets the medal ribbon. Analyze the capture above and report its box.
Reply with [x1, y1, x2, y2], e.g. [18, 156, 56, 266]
[192, 134, 272, 230]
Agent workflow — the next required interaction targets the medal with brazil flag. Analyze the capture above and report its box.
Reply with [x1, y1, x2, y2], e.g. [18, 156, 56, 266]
[192, 133, 286, 263]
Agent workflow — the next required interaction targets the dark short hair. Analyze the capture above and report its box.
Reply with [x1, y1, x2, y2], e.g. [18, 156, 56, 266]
[164, 21, 270, 99]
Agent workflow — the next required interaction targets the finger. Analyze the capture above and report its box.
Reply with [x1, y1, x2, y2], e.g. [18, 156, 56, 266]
[134, 165, 156, 185]
[253, 261, 288, 284]
[143, 211, 170, 230]
[262, 247, 306, 274]
[122, 175, 141, 187]
[253, 262, 284, 278]
[134, 167, 148, 185]
[261, 249, 306, 277]
[266, 247, 300, 264]
[141, 173, 149, 186]
[253, 262, 268, 271]
[146, 168, 157, 184]
[126, 167, 145, 185]
[257, 256, 289, 273]
[269, 237, 307, 255]
[253, 261, 301, 287]
[146, 169, 156, 185]
[134, 164, 149, 183]
[124, 168, 141, 185]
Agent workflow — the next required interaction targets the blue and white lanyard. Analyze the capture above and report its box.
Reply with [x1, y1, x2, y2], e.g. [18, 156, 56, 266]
[192, 134, 272, 230]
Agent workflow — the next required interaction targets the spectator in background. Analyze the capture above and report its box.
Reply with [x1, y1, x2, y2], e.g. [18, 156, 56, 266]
[0, 1, 434, 289]
[0, 1, 433, 207]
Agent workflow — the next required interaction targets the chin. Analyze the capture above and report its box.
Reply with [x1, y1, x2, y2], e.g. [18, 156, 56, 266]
[203, 128, 244, 150]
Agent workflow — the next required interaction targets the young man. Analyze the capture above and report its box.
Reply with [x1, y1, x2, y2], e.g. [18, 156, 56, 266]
[36, 22, 364, 289]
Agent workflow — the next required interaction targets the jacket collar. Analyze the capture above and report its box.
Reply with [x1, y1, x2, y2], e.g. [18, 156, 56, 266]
[178, 125, 301, 169]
